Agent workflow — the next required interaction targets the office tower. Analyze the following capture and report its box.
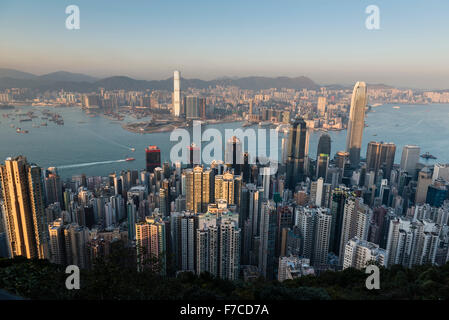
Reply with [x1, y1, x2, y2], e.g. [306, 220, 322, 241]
[145, 145, 161, 173]
[345, 81, 367, 167]
[242, 152, 251, 183]
[400, 145, 420, 175]
[432, 163, 449, 182]
[278, 256, 315, 281]
[185, 167, 213, 213]
[0, 156, 46, 259]
[386, 217, 440, 267]
[317, 133, 331, 156]
[366, 141, 396, 179]
[316, 154, 329, 180]
[258, 200, 277, 279]
[173, 70, 181, 117]
[317, 97, 327, 117]
[426, 184, 448, 207]
[334, 152, 349, 175]
[415, 167, 433, 204]
[185, 96, 203, 119]
[343, 237, 387, 270]
[281, 138, 288, 165]
[262, 167, 271, 200]
[329, 188, 351, 255]
[188, 143, 201, 167]
[225, 136, 243, 174]
[286, 118, 308, 189]
[338, 197, 371, 265]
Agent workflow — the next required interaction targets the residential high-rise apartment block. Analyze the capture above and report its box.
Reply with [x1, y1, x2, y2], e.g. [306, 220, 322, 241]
[338, 197, 371, 265]
[185, 166, 213, 213]
[0, 156, 46, 259]
[343, 237, 387, 270]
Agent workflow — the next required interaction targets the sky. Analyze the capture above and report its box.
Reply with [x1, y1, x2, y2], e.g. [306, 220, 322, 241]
[1, 0, 449, 89]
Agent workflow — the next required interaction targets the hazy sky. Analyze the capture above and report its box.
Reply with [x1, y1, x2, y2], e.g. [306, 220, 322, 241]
[1, 0, 449, 89]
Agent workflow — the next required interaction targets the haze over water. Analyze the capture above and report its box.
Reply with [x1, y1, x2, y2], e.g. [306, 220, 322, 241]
[1, 103, 447, 179]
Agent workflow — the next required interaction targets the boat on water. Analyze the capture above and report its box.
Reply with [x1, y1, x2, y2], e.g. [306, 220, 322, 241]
[130, 148, 135, 152]
[420, 152, 437, 160]
[393, 106, 401, 109]
[125, 157, 135, 162]
[16, 128, 29, 134]
[41, 122, 47, 126]
[258, 121, 272, 127]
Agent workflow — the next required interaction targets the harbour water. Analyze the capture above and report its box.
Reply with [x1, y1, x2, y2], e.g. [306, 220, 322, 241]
[0, 103, 448, 179]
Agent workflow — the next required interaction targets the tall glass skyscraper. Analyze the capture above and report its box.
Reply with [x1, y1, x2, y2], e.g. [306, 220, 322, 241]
[345, 81, 367, 168]
[286, 118, 308, 190]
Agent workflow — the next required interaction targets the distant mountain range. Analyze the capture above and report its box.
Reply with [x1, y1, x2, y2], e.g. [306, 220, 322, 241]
[0, 68, 404, 92]
[0, 68, 321, 92]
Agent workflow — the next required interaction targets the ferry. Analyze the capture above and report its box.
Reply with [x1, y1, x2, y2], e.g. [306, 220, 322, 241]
[125, 157, 135, 162]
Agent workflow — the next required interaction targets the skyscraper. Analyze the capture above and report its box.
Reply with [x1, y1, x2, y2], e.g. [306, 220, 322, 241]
[345, 81, 367, 167]
[0, 156, 46, 259]
[185, 166, 213, 213]
[286, 118, 308, 190]
[400, 145, 420, 176]
[317, 133, 331, 156]
[145, 145, 161, 173]
[338, 197, 371, 265]
[173, 70, 181, 117]
[225, 136, 243, 174]
[366, 141, 396, 179]
[415, 167, 432, 204]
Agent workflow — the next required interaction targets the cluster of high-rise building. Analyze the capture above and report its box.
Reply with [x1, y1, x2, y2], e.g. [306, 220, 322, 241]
[1, 80, 449, 285]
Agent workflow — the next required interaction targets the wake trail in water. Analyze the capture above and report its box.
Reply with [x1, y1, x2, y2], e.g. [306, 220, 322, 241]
[85, 128, 134, 151]
[57, 159, 127, 169]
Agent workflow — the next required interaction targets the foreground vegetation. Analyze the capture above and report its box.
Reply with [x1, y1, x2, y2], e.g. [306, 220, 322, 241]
[1, 244, 448, 300]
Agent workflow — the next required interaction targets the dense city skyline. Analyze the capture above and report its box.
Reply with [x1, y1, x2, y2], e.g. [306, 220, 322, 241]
[2, 1, 449, 306]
